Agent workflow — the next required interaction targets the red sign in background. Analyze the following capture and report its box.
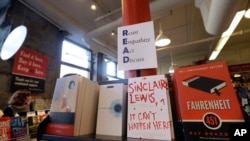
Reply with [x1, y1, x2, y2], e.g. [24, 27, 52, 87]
[228, 63, 250, 72]
[12, 48, 48, 79]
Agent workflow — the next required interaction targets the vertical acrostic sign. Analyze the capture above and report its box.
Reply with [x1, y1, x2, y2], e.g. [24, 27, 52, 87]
[127, 75, 173, 140]
[117, 21, 157, 71]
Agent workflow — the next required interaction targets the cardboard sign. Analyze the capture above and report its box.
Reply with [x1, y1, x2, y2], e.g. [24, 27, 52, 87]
[127, 75, 173, 140]
[117, 21, 157, 70]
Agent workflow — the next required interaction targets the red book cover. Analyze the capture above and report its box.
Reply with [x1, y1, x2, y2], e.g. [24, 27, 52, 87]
[0, 117, 11, 140]
[46, 75, 80, 136]
[172, 61, 244, 140]
[46, 123, 74, 136]
[45, 112, 75, 136]
[0, 117, 28, 140]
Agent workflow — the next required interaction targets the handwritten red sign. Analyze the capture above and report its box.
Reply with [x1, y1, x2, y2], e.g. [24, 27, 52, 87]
[12, 48, 48, 79]
[127, 75, 173, 140]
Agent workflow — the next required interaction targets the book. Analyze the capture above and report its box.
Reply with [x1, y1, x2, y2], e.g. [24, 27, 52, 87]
[0, 117, 12, 140]
[96, 82, 127, 137]
[0, 116, 29, 141]
[172, 61, 245, 140]
[127, 75, 174, 140]
[10, 117, 29, 139]
[46, 74, 99, 136]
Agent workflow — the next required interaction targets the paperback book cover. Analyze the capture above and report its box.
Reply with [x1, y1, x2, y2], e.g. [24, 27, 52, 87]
[46, 75, 99, 136]
[172, 61, 244, 140]
[127, 75, 174, 140]
[0, 117, 11, 140]
[0, 117, 29, 141]
[96, 82, 127, 137]
[10, 117, 28, 139]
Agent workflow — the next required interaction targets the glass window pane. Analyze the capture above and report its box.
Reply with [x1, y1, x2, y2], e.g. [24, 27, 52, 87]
[117, 70, 124, 79]
[106, 61, 116, 76]
[60, 64, 89, 78]
[61, 40, 90, 68]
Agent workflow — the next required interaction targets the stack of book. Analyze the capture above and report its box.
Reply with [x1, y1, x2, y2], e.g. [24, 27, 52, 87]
[45, 74, 100, 136]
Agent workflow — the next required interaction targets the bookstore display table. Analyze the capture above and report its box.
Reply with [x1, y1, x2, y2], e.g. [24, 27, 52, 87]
[37, 116, 176, 141]
[36, 65, 250, 141]
[39, 134, 176, 141]
[39, 134, 100, 141]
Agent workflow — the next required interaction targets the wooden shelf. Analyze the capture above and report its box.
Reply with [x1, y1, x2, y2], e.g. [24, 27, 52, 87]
[40, 134, 99, 141]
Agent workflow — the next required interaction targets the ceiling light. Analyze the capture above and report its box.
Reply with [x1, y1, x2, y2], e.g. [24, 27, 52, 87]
[155, 22, 171, 47]
[0, 25, 27, 60]
[155, 32, 171, 47]
[209, 50, 221, 60]
[209, 10, 245, 60]
[91, 4, 97, 10]
[222, 10, 245, 37]
[169, 64, 175, 73]
[111, 31, 115, 36]
[245, 8, 250, 18]
[234, 74, 241, 78]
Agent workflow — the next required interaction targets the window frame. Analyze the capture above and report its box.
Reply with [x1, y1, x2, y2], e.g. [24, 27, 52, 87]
[104, 57, 124, 80]
[60, 39, 93, 79]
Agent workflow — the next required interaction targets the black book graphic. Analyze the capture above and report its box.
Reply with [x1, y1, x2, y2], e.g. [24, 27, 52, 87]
[182, 75, 226, 95]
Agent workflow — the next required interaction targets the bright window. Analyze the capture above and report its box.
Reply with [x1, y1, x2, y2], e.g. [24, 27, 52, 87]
[106, 60, 116, 76]
[105, 58, 124, 80]
[60, 64, 89, 78]
[60, 40, 91, 78]
[117, 70, 125, 79]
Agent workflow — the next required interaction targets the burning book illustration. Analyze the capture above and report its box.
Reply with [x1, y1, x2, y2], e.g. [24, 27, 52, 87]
[182, 75, 226, 95]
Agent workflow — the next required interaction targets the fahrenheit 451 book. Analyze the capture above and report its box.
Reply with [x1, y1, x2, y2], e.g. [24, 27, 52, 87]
[172, 61, 244, 141]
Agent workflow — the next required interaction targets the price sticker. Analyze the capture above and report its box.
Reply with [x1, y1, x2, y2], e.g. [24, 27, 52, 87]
[202, 112, 221, 130]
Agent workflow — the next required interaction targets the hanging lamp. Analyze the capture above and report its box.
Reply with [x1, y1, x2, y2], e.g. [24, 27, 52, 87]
[90, 0, 97, 10]
[0, 2, 28, 60]
[155, 22, 171, 47]
[168, 52, 175, 73]
[0, 25, 27, 60]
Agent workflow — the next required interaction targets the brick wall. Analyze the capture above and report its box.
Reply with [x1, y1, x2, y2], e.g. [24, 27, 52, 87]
[0, 0, 62, 110]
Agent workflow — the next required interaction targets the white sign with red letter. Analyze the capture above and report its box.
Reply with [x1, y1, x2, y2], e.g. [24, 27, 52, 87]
[117, 21, 157, 71]
[127, 75, 173, 140]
